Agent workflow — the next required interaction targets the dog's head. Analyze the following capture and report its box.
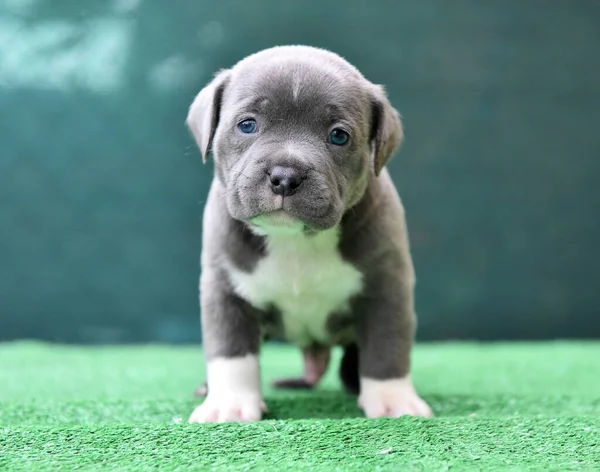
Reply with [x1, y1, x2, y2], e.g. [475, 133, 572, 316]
[187, 45, 403, 234]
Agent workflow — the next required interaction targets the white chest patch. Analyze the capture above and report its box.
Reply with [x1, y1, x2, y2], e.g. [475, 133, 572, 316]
[227, 227, 364, 346]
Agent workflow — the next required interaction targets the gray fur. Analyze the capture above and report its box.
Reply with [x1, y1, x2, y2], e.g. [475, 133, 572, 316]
[188, 45, 416, 392]
[338, 171, 417, 380]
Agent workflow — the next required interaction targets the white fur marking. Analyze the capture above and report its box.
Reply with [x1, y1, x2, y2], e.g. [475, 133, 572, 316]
[188, 355, 266, 423]
[359, 376, 433, 418]
[292, 71, 301, 101]
[228, 226, 363, 346]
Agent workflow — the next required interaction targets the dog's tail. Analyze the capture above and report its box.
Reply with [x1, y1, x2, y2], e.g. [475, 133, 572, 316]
[339, 343, 360, 395]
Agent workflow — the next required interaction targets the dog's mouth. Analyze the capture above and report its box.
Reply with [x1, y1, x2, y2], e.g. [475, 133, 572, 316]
[248, 210, 307, 235]
[229, 179, 342, 235]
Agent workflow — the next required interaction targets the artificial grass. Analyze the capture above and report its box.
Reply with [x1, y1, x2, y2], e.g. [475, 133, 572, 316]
[1, 342, 599, 471]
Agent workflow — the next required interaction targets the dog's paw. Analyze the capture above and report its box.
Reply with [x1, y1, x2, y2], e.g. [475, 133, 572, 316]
[188, 392, 267, 423]
[358, 377, 433, 419]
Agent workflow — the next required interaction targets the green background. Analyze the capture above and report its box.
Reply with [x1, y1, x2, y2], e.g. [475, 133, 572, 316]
[1, 0, 599, 343]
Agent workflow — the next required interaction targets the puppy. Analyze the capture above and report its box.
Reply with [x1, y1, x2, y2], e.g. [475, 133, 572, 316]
[186, 45, 433, 423]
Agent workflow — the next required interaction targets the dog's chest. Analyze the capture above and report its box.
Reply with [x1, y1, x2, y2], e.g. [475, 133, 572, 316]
[227, 228, 363, 346]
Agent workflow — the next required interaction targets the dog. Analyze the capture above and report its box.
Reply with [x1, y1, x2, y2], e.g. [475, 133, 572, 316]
[186, 45, 433, 423]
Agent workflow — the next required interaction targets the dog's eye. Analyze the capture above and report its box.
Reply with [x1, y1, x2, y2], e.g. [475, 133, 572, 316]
[329, 128, 349, 146]
[238, 119, 257, 134]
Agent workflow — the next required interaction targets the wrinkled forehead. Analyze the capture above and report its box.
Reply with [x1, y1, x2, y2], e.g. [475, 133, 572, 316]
[225, 60, 371, 127]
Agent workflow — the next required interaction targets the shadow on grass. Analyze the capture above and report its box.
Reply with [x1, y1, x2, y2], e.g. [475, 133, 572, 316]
[261, 390, 600, 420]
[264, 390, 362, 420]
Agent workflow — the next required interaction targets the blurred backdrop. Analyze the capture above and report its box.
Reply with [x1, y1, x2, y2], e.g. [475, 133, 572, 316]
[1, 0, 599, 344]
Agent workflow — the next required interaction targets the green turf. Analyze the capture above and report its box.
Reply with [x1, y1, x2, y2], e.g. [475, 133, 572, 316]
[1, 342, 599, 471]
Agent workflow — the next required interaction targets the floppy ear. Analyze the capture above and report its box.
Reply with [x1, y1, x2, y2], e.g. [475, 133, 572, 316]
[370, 85, 404, 176]
[186, 69, 231, 163]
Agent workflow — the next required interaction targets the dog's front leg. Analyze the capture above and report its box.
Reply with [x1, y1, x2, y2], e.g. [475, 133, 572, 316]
[356, 277, 433, 419]
[189, 269, 266, 423]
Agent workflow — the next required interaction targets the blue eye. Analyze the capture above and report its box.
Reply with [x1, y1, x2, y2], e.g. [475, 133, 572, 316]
[329, 128, 349, 146]
[238, 119, 257, 134]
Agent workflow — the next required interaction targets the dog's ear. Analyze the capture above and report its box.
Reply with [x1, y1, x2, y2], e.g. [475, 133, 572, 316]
[186, 69, 231, 163]
[370, 85, 404, 176]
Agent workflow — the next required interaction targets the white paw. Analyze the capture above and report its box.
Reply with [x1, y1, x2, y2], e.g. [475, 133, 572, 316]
[189, 392, 267, 423]
[359, 376, 433, 419]
[188, 355, 266, 423]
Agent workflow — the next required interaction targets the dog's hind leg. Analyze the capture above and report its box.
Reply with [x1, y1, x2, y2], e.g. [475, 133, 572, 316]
[339, 342, 359, 394]
[194, 346, 331, 397]
[193, 382, 208, 397]
[194, 346, 331, 396]
[272, 346, 331, 389]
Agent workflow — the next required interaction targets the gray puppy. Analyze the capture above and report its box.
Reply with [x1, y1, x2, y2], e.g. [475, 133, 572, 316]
[187, 45, 433, 423]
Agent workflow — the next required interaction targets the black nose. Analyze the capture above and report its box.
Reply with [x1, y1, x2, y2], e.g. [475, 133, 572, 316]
[268, 166, 305, 196]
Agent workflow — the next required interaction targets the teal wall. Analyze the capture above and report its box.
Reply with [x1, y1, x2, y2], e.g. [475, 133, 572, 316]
[1, 1, 599, 343]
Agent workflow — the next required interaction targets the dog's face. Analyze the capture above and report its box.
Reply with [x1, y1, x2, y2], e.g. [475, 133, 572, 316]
[187, 46, 404, 233]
